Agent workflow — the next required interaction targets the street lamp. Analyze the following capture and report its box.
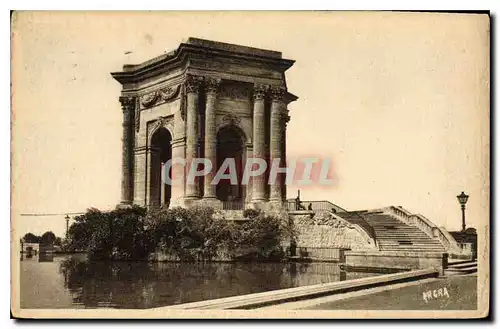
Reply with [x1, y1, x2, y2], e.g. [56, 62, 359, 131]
[65, 215, 70, 238]
[456, 191, 469, 232]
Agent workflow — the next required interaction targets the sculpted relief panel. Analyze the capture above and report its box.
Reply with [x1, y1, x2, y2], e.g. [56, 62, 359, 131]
[216, 83, 252, 118]
[140, 84, 181, 110]
[219, 82, 252, 101]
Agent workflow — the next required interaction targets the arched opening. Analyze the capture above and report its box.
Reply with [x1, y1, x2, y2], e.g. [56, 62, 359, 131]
[216, 126, 245, 205]
[150, 127, 172, 208]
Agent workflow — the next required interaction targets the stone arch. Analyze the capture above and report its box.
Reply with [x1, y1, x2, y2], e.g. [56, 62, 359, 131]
[216, 113, 252, 144]
[215, 125, 247, 204]
[149, 127, 173, 208]
[147, 117, 174, 147]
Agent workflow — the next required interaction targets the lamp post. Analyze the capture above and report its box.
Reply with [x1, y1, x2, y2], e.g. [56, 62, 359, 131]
[456, 191, 469, 232]
[65, 215, 70, 238]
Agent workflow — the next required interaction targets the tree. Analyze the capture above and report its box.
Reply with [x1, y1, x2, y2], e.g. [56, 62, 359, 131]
[23, 232, 40, 243]
[54, 237, 62, 246]
[40, 231, 56, 244]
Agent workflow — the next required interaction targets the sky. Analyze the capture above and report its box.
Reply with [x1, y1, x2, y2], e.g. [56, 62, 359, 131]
[11, 11, 489, 237]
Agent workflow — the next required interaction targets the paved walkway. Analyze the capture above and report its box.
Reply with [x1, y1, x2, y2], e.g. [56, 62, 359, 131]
[270, 274, 477, 310]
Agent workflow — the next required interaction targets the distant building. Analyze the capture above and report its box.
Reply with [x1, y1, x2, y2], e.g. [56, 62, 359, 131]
[20, 241, 55, 255]
[450, 228, 477, 260]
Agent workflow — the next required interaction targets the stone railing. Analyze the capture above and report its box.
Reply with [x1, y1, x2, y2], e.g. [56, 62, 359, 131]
[435, 226, 465, 254]
[411, 214, 437, 239]
[337, 211, 378, 248]
[387, 206, 463, 255]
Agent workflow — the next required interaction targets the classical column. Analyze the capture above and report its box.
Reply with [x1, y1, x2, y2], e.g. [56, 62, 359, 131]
[252, 84, 268, 202]
[282, 110, 290, 201]
[184, 74, 203, 199]
[133, 147, 148, 206]
[170, 137, 186, 207]
[269, 86, 286, 202]
[169, 106, 186, 207]
[119, 96, 135, 205]
[203, 77, 220, 200]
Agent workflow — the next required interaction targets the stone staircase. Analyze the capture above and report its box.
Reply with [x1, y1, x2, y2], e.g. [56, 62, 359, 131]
[445, 260, 477, 276]
[359, 212, 446, 253]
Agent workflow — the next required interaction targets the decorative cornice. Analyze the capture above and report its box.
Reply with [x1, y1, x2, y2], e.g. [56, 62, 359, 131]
[253, 84, 269, 100]
[184, 74, 204, 94]
[111, 40, 295, 86]
[205, 77, 221, 94]
[270, 85, 286, 102]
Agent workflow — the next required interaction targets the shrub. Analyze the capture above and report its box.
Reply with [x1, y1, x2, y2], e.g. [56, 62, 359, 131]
[67, 206, 150, 260]
[242, 208, 261, 219]
[235, 211, 291, 260]
[146, 206, 237, 261]
[67, 205, 292, 262]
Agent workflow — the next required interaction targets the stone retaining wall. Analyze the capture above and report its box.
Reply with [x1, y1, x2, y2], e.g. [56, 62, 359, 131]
[291, 211, 377, 251]
[345, 250, 448, 275]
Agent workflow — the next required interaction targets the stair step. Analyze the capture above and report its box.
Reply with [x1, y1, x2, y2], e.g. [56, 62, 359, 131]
[444, 267, 477, 275]
[378, 237, 441, 245]
[448, 260, 476, 266]
[381, 249, 445, 252]
[379, 243, 443, 247]
[448, 263, 477, 270]
[377, 239, 442, 243]
[380, 248, 445, 251]
[375, 232, 437, 237]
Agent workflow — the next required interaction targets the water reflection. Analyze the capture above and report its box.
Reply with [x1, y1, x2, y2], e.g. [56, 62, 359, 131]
[38, 254, 54, 262]
[21, 255, 377, 309]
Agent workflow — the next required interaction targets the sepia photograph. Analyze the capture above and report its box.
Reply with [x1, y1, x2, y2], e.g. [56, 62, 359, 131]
[10, 11, 490, 319]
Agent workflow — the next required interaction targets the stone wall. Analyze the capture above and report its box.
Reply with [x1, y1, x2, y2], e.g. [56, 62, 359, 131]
[292, 211, 377, 251]
[345, 251, 448, 275]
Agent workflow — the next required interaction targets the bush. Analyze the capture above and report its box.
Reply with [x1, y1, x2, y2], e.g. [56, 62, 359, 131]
[242, 208, 261, 219]
[67, 206, 151, 260]
[235, 211, 291, 260]
[146, 206, 237, 261]
[67, 205, 292, 262]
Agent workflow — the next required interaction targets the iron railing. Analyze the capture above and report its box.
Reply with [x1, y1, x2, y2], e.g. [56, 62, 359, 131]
[285, 200, 346, 213]
[222, 200, 244, 210]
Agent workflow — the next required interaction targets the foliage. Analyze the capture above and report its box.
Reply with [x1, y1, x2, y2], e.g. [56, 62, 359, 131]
[146, 206, 237, 261]
[41, 231, 56, 244]
[23, 233, 40, 243]
[66, 205, 292, 262]
[67, 206, 150, 260]
[242, 208, 260, 219]
[234, 211, 293, 260]
[23, 231, 63, 245]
